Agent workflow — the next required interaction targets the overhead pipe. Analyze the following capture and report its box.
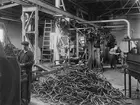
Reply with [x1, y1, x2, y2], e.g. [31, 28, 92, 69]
[79, 19, 131, 38]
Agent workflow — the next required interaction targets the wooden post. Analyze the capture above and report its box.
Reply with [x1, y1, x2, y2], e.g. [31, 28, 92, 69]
[34, 7, 39, 64]
[22, 6, 39, 64]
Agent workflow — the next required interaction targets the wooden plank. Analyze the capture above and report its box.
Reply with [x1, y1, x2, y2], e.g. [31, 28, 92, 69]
[34, 64, 51, 71]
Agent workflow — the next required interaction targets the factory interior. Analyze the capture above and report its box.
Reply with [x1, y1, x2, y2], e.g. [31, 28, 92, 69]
[1, 0, 140, 105]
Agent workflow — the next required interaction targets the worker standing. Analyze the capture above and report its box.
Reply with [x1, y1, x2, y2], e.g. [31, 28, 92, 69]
[18, 41, 34, 104]
[109, 44, 119, 69]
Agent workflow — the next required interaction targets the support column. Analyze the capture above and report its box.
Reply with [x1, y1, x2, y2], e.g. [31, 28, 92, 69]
[21, 6, 39, 64]
[35, 7, 39, 64]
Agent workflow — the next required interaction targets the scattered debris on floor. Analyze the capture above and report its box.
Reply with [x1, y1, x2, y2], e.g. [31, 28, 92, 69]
[32, 65, 127, 105]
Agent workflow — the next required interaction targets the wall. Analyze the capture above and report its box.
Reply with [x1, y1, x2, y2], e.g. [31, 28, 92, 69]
[110, 15, 140, 47]
[0, 19, 22, 49]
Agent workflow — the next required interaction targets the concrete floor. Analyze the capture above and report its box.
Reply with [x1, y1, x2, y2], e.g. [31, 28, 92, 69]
[103, 68, 140, 105]
[29, 68, 140, 105]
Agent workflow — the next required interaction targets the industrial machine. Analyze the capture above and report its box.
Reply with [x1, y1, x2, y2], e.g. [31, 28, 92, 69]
[125, 39, 140, 98]
[0, 41, 20, 105]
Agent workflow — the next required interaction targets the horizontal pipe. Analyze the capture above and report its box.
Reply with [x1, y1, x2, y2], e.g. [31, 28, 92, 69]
[69, 25, 125, 30]
[79, 19, 131, 38]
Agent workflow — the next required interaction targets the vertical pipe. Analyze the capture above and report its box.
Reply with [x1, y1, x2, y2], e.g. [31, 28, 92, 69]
[34, 7, 39, 64]
[55, 0, 61, 64]
[124, 68, 127, 96]
[55, 0, 60, 8]
[21, 7, 25, 49]
[76, 30, 79, 57]
[128, 40, 131, 98]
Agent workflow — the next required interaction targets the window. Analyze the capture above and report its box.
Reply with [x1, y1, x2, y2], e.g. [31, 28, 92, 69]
[0, 29, 4, 42]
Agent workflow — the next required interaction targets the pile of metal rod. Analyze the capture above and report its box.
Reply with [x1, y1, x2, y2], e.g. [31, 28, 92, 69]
[32, 65, 126, 105]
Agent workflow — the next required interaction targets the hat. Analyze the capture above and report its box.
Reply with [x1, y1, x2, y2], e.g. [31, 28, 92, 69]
[21, 41, 29, 46]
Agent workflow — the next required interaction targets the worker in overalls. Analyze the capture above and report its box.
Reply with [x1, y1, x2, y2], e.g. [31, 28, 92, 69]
[18, 41, 34, 103]
[109, 44, 120, 69]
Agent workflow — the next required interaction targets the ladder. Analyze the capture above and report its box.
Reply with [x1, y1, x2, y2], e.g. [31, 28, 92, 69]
[42, 20, 52, 63]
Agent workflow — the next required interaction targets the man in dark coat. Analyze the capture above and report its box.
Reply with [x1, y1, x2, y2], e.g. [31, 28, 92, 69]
[18, 41, 34, 103]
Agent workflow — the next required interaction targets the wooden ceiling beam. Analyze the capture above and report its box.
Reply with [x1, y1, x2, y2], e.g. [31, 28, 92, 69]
[26, 0, 87, 22]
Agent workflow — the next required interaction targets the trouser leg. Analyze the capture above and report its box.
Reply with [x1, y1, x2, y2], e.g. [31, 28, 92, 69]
[21, 80, 28, 104]
[112, 55, 117, 68]
[110, 55, 113, 68]
[27, 72, 32, 103]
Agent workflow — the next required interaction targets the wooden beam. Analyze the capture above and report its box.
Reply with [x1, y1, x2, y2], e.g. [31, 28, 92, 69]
[0, 3, 19, 10]
[26, 0, 86, 22]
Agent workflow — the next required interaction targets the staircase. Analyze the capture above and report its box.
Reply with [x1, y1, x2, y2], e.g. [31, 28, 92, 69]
[41, 20, 52, 63]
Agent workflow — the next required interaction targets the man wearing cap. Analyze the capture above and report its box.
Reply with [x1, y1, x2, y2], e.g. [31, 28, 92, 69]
[18, 41, 34, 103]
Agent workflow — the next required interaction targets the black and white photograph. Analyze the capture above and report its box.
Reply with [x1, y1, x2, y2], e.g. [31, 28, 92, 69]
[1, 0, 140, 105]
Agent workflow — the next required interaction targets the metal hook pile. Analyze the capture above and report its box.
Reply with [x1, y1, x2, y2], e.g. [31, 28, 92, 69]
[32, 65, 126, 105]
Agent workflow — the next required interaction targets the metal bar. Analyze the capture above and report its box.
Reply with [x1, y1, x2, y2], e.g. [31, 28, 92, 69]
[79, 0, 120, 3]
[106, 6, 140, 11]
[69, 0, 88, 15]
[129, 74, 131, 98]
[128, 39, 131, 98]
[124, 68, 127, 96]
[136, 2, 140, 12]
[79, 19, 131, 38]
[61, 0, 66, 11]
[21, 8, 25, 46]
[76, 31, 79, 57]
[0, 3, 19, 10]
